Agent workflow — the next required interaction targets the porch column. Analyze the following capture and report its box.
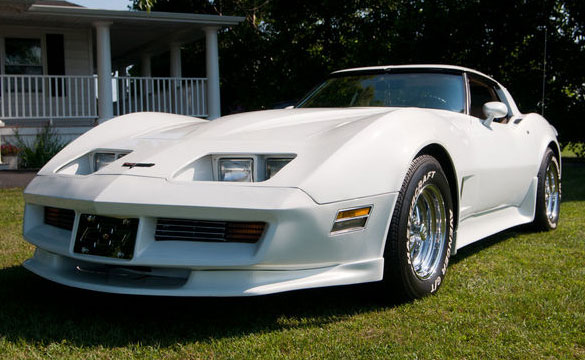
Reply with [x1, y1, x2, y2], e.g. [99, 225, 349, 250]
[170, 43, 182, 78]
[94, 21, 114, 123]
[204, 26, 221, 120]
[141, 53, 152, 77]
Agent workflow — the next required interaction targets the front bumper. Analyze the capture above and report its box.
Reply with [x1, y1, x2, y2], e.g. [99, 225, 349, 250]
[23, 174, 397, 296]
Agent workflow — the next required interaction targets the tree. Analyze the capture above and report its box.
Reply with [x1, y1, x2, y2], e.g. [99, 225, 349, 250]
[134, 0, 585, 144]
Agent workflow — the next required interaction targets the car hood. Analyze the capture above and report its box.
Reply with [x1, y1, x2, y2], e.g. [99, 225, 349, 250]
[137, 107, 395, 142]
[45, 108, 400, 181]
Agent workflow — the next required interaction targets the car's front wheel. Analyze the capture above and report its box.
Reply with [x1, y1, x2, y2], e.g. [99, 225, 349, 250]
[382, 155, 454, 300]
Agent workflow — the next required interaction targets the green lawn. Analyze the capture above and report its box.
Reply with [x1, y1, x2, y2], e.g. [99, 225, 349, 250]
[562, 143, 585, 160]
[1, 166, 584, 359]
[562, 146, 579, 159]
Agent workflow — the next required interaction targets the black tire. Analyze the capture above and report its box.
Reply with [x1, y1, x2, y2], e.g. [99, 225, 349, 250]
[531, 148, 561, 231]
[382, 155, 454, 300]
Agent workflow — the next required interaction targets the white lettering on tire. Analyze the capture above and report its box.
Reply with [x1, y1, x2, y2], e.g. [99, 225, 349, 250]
[441, 209, 454, 276]
[431, 276, 441, 293]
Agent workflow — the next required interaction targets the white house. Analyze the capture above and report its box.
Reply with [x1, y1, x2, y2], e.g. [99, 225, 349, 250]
[0, 0, 244, 160]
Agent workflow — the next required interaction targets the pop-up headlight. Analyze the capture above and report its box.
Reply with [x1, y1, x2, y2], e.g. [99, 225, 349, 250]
[219, 158, 253, 182]
[173, 154, 295, 182]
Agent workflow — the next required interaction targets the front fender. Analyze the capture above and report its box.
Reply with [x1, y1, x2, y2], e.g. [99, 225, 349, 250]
[298, 109, 469, 204]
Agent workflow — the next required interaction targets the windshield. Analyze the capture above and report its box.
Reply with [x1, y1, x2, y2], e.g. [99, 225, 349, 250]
[297, 72, 465, 113]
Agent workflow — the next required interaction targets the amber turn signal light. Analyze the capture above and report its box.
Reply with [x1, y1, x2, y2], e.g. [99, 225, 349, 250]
[336, 207, 371, 220]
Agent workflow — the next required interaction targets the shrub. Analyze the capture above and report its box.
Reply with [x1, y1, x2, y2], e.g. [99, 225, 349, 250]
[13, 125, 65, 169]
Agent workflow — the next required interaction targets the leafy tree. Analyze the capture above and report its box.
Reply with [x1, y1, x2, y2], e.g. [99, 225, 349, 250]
[134, 0, 585, 145]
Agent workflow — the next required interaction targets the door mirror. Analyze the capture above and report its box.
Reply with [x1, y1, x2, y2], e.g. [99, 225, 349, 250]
[482, 101, 508, 127]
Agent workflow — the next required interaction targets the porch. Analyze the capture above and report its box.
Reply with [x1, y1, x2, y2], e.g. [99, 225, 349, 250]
[0, 1, 244, 131]
[0, 1, 244, 166]
[0, 74, 208, 127]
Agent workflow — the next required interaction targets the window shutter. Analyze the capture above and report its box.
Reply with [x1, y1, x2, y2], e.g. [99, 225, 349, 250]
[46, 34, 65, 96]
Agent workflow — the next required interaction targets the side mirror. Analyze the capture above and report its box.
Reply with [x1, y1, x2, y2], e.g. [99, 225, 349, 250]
[482, 102, 508, 127]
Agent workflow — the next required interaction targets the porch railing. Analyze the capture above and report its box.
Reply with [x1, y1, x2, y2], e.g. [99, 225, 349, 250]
[0, 74, 208, 124]
[114, 77, 207, 117]
[0, 74, 97, 120]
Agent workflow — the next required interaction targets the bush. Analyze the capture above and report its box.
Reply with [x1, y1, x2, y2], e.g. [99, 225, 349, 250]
[13, 125, 65, 169]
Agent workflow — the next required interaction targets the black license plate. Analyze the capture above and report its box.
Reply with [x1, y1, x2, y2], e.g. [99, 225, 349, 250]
[74, 214, 139, 260]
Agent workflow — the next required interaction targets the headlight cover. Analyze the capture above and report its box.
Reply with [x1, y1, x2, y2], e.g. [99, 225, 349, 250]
[93, 152, 117, 172]
[218, 158, 254, 182]
[93, 152, 128, 172]
[56, 150, 130, 175]
[265, 158, 292, 179]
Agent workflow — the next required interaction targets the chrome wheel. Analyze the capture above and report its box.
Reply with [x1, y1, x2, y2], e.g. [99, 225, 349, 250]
[544, 160, 560, 224]
[407, 183, 447, 280]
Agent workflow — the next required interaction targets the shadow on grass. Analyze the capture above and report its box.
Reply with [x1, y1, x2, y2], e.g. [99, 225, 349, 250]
[0, 265, 395, 348]
[0, 227, 547, 348]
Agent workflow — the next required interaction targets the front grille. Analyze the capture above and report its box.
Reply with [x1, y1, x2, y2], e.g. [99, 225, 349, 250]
[44, 207, 75, 230]
[155, 218, 266, 243]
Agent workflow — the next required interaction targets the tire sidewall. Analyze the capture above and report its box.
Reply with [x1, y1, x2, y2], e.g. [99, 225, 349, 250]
[396, 158, 454, 297]
[536, 150, 561, 230]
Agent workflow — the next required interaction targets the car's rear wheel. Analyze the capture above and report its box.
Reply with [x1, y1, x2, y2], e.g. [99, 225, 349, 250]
[531, 148, 561, 231]
[382, 155, 454, 300]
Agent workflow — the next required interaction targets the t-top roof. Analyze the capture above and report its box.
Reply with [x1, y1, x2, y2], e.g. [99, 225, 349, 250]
[333, 64, 498, 84]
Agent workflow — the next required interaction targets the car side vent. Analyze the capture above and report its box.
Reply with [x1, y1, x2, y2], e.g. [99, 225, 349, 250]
[44, 206, 75, 231]
[155, 218, 266, 243]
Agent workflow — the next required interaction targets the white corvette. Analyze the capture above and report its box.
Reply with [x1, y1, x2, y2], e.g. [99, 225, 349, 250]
[22, 65, 561, 299]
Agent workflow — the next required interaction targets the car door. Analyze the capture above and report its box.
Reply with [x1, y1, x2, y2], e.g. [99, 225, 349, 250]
[461, 75, 535, 215]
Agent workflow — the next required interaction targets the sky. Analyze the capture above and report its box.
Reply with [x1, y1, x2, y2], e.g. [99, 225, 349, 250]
[68, 0, 133, 10]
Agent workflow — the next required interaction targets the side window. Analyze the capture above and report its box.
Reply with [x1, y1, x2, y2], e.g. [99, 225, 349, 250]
[469, 78, 500, 119]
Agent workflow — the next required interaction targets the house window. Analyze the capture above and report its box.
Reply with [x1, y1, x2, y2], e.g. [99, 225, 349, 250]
[5, 38, 43, 75]
[3, 38, 43, 93]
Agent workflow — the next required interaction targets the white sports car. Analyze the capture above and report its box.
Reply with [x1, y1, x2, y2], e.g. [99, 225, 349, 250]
[22, 65, 561, 299]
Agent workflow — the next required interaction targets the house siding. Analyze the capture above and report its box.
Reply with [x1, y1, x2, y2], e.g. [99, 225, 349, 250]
[0, 24, 92, 76]
[64, 30, 92, 75]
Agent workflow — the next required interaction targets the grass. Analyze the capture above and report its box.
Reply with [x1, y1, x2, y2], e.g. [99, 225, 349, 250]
[1, 165, 584, 359]
[562, 142, 585, 160]
[562, 146, 578, 159]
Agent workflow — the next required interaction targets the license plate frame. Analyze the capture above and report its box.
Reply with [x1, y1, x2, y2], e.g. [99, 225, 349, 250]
[74, 214, 139, 260]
